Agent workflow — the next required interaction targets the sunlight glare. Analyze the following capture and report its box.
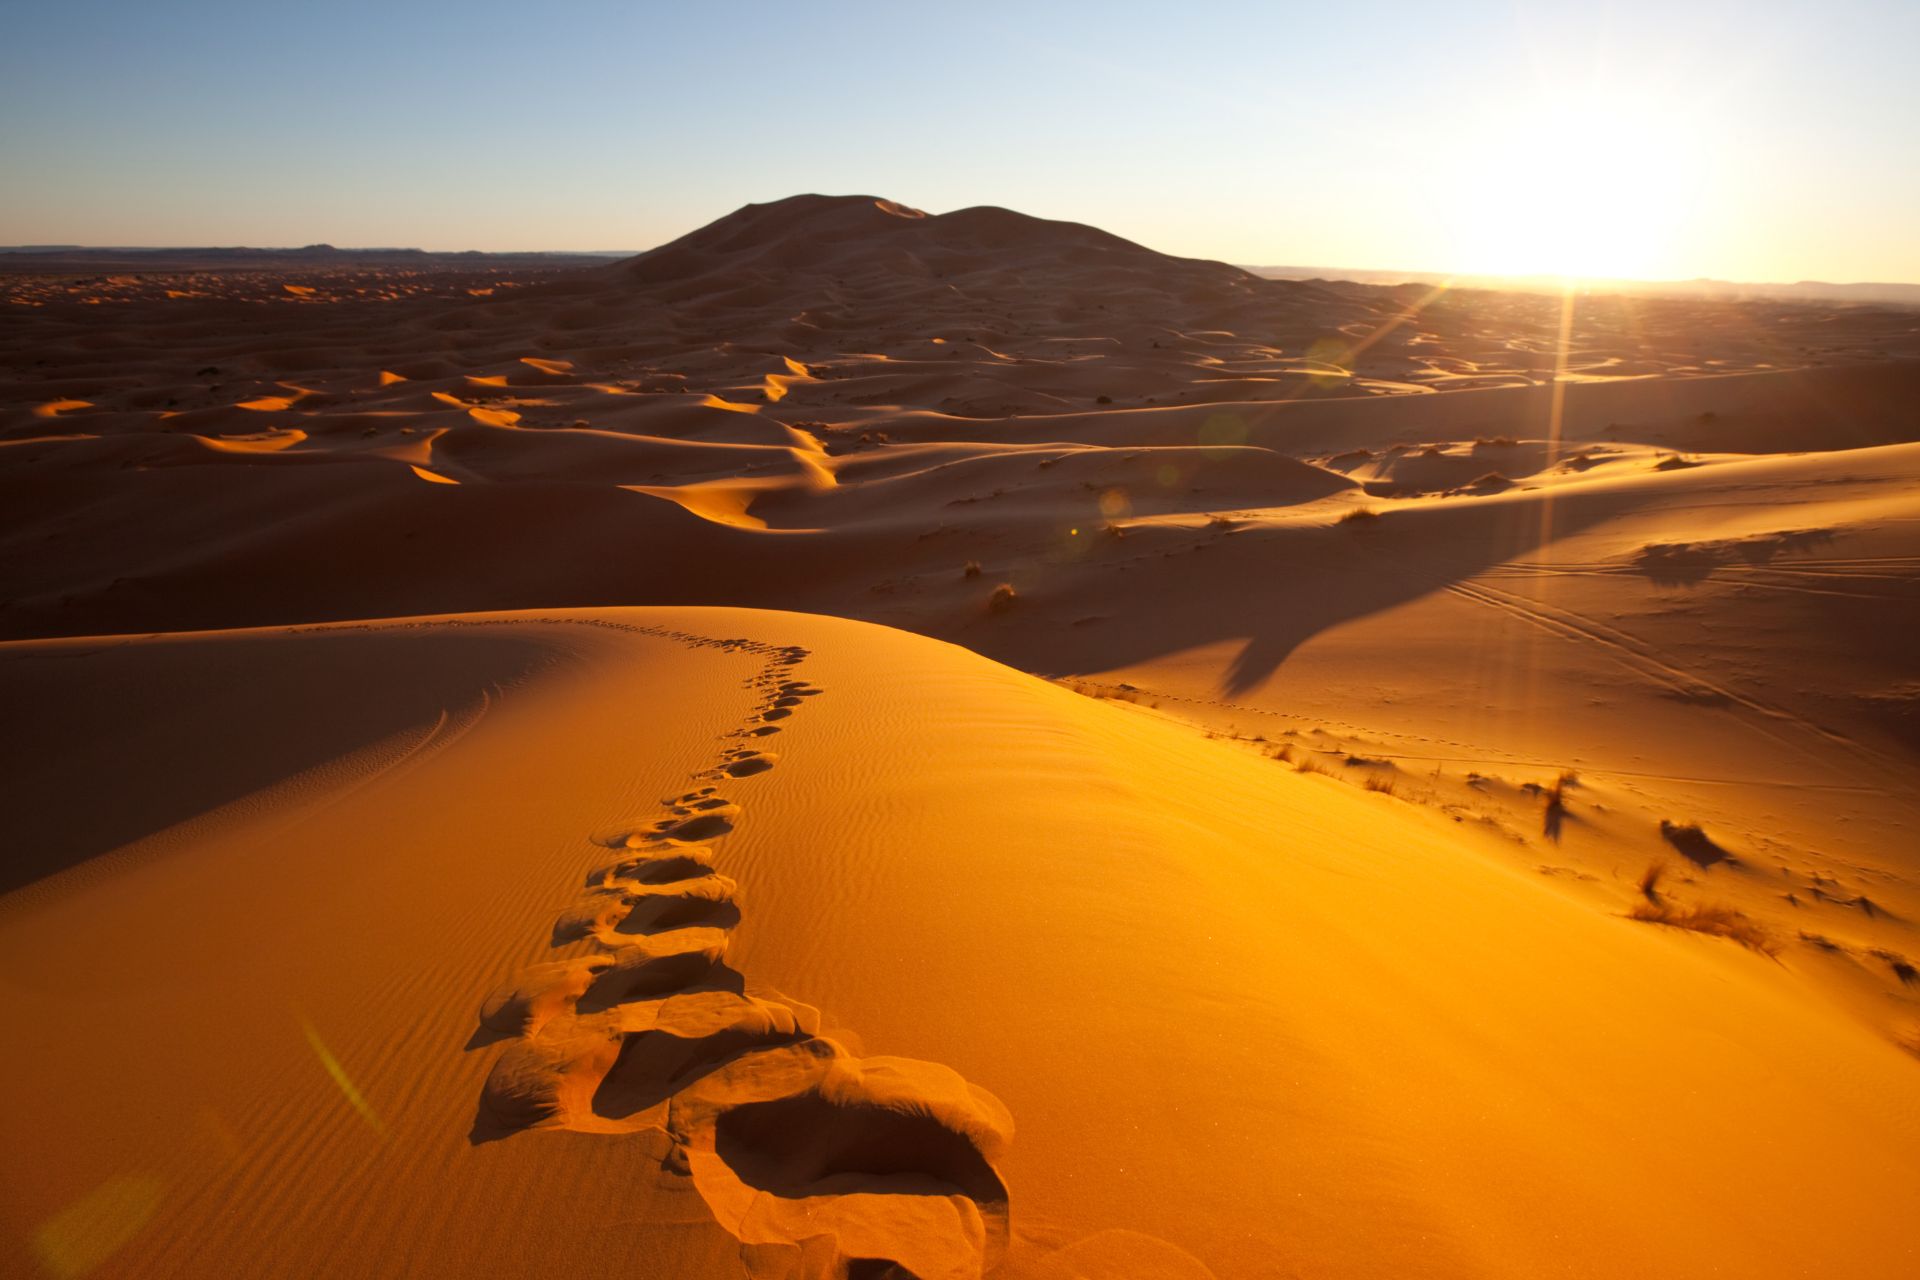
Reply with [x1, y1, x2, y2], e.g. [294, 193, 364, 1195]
[1446, 83, 1703, 281]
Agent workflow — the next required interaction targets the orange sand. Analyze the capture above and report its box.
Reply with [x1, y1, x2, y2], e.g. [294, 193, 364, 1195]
[3, 196, 1918, 1279]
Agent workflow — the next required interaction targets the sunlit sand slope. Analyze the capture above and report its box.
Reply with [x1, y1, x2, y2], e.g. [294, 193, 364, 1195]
[2, 608, 1914, 1278]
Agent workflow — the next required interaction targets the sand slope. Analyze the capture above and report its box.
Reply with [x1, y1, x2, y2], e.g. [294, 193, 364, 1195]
[2, 607, 1916, 1279]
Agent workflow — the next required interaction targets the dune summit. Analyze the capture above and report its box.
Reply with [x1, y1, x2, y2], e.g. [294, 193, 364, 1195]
[2, 194, 1918, 1278]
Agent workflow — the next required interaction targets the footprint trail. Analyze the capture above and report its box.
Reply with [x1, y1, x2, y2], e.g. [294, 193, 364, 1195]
[471, 629, 1013, 1279]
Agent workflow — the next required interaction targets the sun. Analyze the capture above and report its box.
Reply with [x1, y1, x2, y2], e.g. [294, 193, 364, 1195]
[1444, 85, 1702, 281]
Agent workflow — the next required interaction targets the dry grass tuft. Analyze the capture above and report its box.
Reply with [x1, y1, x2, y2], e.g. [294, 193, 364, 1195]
[987, 582, 1018, 614]
[962, 559, 982, 579]
[1340, 507, 1381, 524]
[1630, 899, 1776, 955]
[1361, 775, 1398, 796]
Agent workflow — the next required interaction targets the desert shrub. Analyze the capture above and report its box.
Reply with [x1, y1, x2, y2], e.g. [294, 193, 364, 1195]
[987, 583, 1018, 614]
[1630, 900, 1776, 955]
[962, 560, 982, 579]
[1340, 507, 1380, 524]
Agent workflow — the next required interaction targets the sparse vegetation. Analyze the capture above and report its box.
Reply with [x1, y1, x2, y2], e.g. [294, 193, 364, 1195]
[1630, 899, 1776, 955]
[962, 559, 982, 579]
[1362, 775, 1398, 796]
[1340, 507, 1380, 524]
[987, 582, 1018, 614]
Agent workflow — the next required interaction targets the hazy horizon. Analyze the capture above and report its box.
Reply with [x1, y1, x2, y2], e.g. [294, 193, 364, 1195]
[4, 0, 1917, 283]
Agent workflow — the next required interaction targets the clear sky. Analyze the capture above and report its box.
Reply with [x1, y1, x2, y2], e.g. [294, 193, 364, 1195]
[3, 0, 1916, 282]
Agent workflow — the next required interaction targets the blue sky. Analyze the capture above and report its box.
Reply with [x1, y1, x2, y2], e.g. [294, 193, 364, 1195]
[3, 0, 1916, 281]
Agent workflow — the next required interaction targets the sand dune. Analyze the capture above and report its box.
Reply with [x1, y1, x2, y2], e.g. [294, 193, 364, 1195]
[3, 609, 1917, 1280]
[4, 194, 1919, 1277]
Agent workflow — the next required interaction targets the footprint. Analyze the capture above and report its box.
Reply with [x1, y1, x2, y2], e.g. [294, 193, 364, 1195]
[477, 1014, 624, 1134]
[480, 957, 612, 1037]
[591, 991, 818, 1120]
[669, 1041, 1013, 1280]
[575, 926, 733, 1014]
[610, 880, 741, 937]
[723, 753, 776, 778]
[671, 796, 734, 813]
[593, 844, 717, 888]
[552, 873, 738, 945]
[649, 810, 738, 842]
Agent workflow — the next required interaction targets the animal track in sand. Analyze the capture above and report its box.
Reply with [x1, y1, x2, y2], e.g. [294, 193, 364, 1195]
[469, 627, 1010, 1278]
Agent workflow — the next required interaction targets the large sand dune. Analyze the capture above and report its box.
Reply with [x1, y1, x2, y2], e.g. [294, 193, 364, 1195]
[3, 609, 1916, 1279]
[3, 195, 1918, 1277]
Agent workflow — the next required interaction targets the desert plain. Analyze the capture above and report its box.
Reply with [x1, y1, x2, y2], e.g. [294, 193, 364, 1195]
[3, 195, 1918, 1278]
